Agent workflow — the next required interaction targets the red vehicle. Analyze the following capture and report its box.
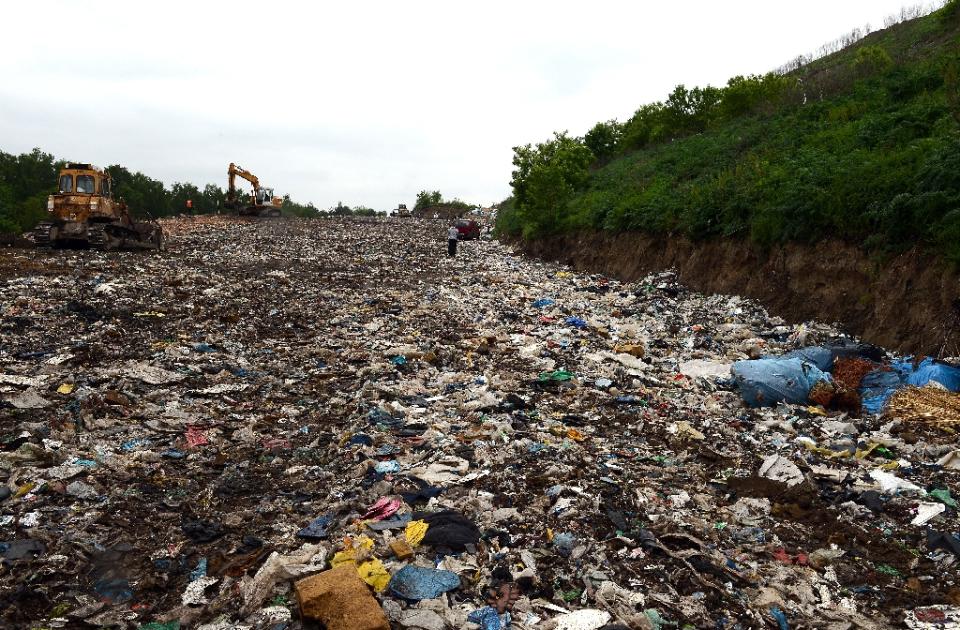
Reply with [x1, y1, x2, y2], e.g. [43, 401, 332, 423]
[455, 219, 481, 240]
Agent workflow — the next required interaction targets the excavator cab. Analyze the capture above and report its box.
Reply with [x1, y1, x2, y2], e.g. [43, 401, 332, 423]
[34, 163, 163, 250]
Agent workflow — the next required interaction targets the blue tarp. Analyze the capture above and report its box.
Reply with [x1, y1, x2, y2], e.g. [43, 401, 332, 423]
[732, 358, 830, 407]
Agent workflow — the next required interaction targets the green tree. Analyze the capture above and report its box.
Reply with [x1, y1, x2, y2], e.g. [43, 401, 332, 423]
[584, 120, 622, 162]
[509, 132, 595, 236]
[0, 181, 19, 233]
[853, 45, 893, 76]
[170, 182, 202, 215]
[414, 190, 442, 211]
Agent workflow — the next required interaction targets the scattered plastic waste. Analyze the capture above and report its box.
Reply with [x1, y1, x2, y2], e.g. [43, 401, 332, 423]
[1, 218, 957, 627]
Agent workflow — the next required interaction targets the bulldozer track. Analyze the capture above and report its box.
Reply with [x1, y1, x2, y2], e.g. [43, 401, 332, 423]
[32, 222, 52, 247]
[87, 224, 108, 249]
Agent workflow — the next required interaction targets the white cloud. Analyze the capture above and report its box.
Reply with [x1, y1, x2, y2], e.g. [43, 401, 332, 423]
[0, 0, 925, 209]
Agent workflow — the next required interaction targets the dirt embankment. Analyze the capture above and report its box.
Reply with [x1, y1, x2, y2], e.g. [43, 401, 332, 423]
[517, 232, 960, 356]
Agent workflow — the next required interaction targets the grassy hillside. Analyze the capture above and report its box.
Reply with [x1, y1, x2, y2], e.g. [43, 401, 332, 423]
[498, 1, 960, 263]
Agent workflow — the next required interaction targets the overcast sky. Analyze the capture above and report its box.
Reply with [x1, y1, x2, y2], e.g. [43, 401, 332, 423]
[0, 1, 934, 210]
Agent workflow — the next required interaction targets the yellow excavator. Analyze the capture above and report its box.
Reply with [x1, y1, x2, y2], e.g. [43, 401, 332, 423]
[33, 163, 163, 250]
[225, 163, 283, 217]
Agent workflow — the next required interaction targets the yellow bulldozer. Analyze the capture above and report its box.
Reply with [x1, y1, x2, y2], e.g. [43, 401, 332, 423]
[33, 163, 163, 251]
[225, 163, 283, 217]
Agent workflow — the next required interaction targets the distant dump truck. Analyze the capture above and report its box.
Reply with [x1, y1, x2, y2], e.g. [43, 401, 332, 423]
[395, 203, 412, 218]
[33, 163, 163, 250]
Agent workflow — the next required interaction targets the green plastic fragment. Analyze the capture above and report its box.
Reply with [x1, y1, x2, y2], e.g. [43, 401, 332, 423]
[929, 488, 958, 508]
[562, 588, 581, 602]
[875, 564, 901, 576]
[538, 370, 573, 382]
[874, 446, 895, 459]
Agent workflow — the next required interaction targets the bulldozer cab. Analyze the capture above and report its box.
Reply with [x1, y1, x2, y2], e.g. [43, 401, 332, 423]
[49, 164, 122, 224]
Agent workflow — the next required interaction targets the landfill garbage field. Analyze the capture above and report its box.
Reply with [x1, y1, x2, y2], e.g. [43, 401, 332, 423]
[2, 216, 960, 630]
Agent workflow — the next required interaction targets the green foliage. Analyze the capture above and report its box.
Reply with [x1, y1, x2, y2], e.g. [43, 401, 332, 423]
[497, 7, 960, 265]
[945, 54, 960, 124]
[505, 132, 595, 237]
[584, 120, 622, 162]
[0, 182, 20, 233]
[281, 195, 319, 218]
[938, 0, 960, 25]
[0, 148, 59, 232]
[720, 74, 792, 119]
[323, 201, 383, 217]
[105, 165, 170, 218]
[853, 46, 894, 76]
[414, 190, 442, 211]
[413, 190, 472, 212]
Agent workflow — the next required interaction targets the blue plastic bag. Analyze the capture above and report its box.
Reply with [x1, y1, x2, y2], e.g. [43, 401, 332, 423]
[732, 358, 829, 407]
[779, 347, 834, 372]
[860, 369, 903, 414]
[468, 606, 511, 630]
[297, 514, 334, 540]
[388, 565, 461, 600]
[779, 343, 884, 373]
[904, 358, 960, 391]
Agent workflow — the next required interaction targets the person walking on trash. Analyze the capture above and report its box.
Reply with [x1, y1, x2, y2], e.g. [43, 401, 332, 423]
[447, 223, 459, 257]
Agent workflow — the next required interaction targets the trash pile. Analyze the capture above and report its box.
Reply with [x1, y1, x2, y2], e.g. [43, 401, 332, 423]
[1, 217, 959, 629]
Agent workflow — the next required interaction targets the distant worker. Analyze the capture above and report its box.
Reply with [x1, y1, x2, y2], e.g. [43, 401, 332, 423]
[447, 223, 459, 257]
[186, 199, 193, 215]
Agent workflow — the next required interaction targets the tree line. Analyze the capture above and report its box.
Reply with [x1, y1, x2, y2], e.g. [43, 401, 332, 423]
[413, 190, 473, 213]
[0, 148, 321, 233]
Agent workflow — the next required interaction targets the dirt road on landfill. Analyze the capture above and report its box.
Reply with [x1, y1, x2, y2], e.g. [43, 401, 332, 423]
[1, 216, 958, 629]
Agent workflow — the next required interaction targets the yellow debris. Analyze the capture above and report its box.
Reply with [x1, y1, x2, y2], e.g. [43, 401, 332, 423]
[566, 428, 586, 442]
[57, 383, 75, 395]
[405, 520, 429, 546]
[330, 535, 374, 568]
[14, 482, 35, 499]
[855, 443, 879, 459]
[357, 559, 391, 592]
